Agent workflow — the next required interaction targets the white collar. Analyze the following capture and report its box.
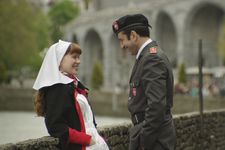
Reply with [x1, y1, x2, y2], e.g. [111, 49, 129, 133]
[136, 39, 152, 59]
[33, 40, 73, 90]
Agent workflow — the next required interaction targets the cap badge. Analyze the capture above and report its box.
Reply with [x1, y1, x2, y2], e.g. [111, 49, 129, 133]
[113, 21, 119, 31]
[149, 47, 157, 54]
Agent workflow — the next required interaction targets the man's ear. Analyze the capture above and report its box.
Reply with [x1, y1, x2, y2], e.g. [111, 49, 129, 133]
[130, 30, 138, 41]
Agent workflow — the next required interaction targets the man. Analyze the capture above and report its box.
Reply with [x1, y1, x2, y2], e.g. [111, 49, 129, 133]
[112, 14, 176, 150]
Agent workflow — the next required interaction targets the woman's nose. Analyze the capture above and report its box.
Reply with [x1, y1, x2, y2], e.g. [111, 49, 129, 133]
[75, 58, 80, 64]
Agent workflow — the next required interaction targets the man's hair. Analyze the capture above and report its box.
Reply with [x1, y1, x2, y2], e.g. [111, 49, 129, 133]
[122, 26, 150, 40]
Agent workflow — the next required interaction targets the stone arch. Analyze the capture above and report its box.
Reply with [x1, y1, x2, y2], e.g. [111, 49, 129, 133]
[82, 29, 104, 87]
[185, 2, 224, 67]
[155, 11, 177, 68]
[109, 33, 133, 90]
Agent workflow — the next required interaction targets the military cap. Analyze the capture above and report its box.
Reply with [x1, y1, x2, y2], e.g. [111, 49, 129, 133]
[112, 14, 152, 34]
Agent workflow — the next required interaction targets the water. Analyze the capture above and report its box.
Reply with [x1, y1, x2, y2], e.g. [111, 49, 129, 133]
[0, 111, 130, 145]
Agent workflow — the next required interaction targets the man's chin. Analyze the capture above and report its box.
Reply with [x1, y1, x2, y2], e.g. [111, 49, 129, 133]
[131, 52, 136, 55]
[128, 50, 135, 55]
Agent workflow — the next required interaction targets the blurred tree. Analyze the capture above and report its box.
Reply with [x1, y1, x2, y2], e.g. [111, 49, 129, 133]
[0, 0, 50, 73]
[48, 0, 80, 42]
[178, 63, 187, 84]
[219, 20, 225, 63]
[91, 62, 104, 90]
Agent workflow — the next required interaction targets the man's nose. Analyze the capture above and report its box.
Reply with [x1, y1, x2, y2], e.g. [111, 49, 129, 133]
[120, 42, 125, 49]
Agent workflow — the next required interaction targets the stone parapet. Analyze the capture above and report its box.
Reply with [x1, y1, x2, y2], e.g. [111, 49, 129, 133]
[1, 110, 225, 150]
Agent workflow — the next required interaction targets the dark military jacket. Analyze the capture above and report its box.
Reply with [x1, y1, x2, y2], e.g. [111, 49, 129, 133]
[128, 41, 176, 150]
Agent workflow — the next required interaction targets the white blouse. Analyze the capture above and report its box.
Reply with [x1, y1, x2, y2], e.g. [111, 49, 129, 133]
[77, 94, 109, 150]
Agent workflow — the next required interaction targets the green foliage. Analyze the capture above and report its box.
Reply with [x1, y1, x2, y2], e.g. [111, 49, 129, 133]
[91, 62, 104, 90]
[178, 63, 187, 84]
[34, 12, 51, 51]
[48, 0, 80, 42]
[30, 53, 43, 72]
[218, 20, 225, 62]
[0, 0, 50, 71]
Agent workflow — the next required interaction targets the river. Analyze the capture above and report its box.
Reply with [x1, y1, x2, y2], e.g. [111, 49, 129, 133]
[0, 111, 130, 145]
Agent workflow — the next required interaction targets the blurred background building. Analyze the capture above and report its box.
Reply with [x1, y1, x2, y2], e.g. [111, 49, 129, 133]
[58, 0, 225, 92]
[1, 0, 225, 94]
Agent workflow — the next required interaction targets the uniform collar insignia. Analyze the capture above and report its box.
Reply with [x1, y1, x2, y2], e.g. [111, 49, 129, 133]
[149, 47, 157, 54]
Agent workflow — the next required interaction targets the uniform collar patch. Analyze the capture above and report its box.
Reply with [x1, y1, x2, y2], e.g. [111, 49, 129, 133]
[149, 47, 157, 54]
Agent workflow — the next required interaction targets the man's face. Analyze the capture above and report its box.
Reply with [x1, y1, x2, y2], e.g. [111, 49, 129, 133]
[117, 31, 138, 55]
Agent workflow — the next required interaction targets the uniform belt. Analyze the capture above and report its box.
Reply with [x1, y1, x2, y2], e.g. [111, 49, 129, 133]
[131, 112, 145, 125]
[131, 109, 171, 125]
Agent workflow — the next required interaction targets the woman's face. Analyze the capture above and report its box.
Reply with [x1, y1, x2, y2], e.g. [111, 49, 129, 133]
[60, 52, 80, 76]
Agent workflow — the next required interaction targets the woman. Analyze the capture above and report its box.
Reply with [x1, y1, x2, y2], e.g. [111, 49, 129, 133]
[33, 40, 109, 150]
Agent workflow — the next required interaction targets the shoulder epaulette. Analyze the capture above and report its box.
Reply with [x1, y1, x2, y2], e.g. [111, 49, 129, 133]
[149, 47, 157, 54]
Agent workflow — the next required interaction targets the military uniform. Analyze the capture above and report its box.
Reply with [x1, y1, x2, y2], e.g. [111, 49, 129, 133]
[112, 14, 176, 150]
[128, 41, 176, 150]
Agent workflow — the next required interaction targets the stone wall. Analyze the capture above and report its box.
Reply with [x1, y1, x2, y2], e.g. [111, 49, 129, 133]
[1, 110, 225, 150]
[0, 87, 34, 111]
[174, 110, 225, 150]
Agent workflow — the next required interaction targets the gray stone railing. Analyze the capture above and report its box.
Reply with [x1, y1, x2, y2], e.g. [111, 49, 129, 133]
[1, 109, 225, 150]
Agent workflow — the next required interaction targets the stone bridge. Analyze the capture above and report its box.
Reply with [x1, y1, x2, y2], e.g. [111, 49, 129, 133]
[1, 109, 225, 150]
[63, 0, 225, 91]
